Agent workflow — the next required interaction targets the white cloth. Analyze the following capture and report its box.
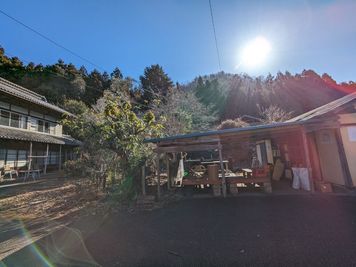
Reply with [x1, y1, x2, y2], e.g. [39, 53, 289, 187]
[174, 159, 184, 187]
[292, 167, 311, 191]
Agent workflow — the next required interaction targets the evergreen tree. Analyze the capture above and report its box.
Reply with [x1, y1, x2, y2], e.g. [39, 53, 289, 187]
[139, 64, 173, 104]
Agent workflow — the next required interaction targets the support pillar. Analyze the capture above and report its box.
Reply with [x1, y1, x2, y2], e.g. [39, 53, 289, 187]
[218, 141, 227, 197]
[156, 153, 161, 200]
[28, 142, 33, 171]
[166, 156, 171, 190]
[59, 145, 62, 171]
[44, 143, 49, 174]
[301, 127, 315, 193]
[141, 163, 146, 196]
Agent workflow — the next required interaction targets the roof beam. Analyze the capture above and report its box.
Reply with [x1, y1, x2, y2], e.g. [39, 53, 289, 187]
[154, 144, 219, 153]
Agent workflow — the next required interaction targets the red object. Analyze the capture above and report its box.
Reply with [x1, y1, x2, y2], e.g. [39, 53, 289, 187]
[252, 165, 269, 178]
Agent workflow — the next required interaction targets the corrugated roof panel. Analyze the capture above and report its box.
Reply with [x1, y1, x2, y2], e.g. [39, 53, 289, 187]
[286, 92, 356, 122]
[145, 121, 300, 143]
[146, 92, 356, 144]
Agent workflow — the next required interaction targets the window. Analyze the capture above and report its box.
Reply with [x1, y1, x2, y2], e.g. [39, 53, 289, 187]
[10, 113, 20, 128]
[50, 151, 59, 165]
[0, 110, 28, 129]
[50, 123, 56, 135]
[30, 117, 38, 131]
[36, 119, 51, 133]
[44, 121, 50, 133]
[0, 110, 10, 126]
[6, 150, 17, 168]
[38, 120, 44, 132]
[19, 116, 28, 129]
[17, 150, 27, 168]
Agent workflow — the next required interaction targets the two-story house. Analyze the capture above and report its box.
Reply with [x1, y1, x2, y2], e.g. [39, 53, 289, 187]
[0, 77, 80, 175]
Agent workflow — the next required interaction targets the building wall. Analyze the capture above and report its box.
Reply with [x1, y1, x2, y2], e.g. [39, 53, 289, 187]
[222, 141, 251, 168]
[0, 97, 63, 136]
[339, 113, 356, 186]
[315, 129, 345, 185]
[222, 130, 306, 170]
[339, 126, 356, 186]
[271, 131, 305, 167]
[0, 140, 77, 171]
[1, 141, 50, 169]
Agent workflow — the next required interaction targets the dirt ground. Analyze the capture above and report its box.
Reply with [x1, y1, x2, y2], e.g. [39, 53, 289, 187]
[3, 194, 356, 267]
[0, 178, 104, 260]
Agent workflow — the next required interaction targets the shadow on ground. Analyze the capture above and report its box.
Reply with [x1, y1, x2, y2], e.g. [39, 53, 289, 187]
[3, 195, 356, 266]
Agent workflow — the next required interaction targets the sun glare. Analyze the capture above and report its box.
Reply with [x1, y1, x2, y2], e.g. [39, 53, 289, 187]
[240, 36, 272, 68]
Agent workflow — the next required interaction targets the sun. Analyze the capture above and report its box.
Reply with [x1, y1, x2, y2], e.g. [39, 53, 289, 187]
[240, 36, 272, 68]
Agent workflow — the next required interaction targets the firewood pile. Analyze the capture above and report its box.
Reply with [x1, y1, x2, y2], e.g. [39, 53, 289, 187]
[145, 174, 168, 186]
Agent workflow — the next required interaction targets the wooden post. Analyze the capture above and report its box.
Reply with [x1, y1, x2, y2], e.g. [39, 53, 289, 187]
[335, 129, 353, 187]
[58, 145, 62, 171]
[301, 127, 315, 193]
[218, 141, 227, 197]
[64, 149, 68, 162]
[156, 154, 161, 200]
[141, 163, 146, 196]
[166, 156, 171, 190]
[28, 142, 32, 171]
[44, 143, 49, 174]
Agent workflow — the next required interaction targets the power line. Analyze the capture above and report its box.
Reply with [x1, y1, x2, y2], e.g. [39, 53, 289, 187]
[0, 9, 105, 71]
[208, 0, 222, 71]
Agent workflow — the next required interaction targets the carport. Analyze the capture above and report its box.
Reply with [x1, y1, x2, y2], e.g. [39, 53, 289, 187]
[144, 122, 316, 198]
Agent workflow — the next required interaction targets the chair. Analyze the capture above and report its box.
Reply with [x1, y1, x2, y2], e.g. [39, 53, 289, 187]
[3, 164, 18, 180]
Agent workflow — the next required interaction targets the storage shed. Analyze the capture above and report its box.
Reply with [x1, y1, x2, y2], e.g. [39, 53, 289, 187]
[144, 92, 356, 198]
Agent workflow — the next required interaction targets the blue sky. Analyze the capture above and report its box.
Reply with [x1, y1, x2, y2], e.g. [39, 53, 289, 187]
[1, 0, 355, 83]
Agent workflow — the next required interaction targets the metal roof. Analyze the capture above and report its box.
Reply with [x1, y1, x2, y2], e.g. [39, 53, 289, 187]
[145, 121, 300, 143]
[146, 92, 356, 144]
[286, 92, 356, 123]
[0, 126, 81, 146]
[0, 77, 72, 115]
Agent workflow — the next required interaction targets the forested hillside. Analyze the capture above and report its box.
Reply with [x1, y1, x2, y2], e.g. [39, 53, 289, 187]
[188, 71, 356, 120]
[1, 46, 355, 131]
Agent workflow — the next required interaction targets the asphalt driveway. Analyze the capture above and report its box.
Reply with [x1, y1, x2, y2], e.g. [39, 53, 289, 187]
[3, 195, 356, 267]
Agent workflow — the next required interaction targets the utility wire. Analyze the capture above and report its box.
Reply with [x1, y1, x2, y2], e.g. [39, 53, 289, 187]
[208, 0, 222, 71]
[0, 9, 105, 71]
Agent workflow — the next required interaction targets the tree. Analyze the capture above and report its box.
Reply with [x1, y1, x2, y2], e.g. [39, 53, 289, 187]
[151, 88, 216, 136]
[62, 99, 88, 115]
[140, 64, 173, 105]
[62, 91, 162, 194]
[259, 105, 293, 123]
[83, 69, 106, 105]
[195, 78, 226, 116]
[111, 67, 123, 80]
[109, 78, 132, 101]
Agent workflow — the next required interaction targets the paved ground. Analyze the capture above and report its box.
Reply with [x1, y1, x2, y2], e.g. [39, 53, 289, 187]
[2, 194, 356, 267]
